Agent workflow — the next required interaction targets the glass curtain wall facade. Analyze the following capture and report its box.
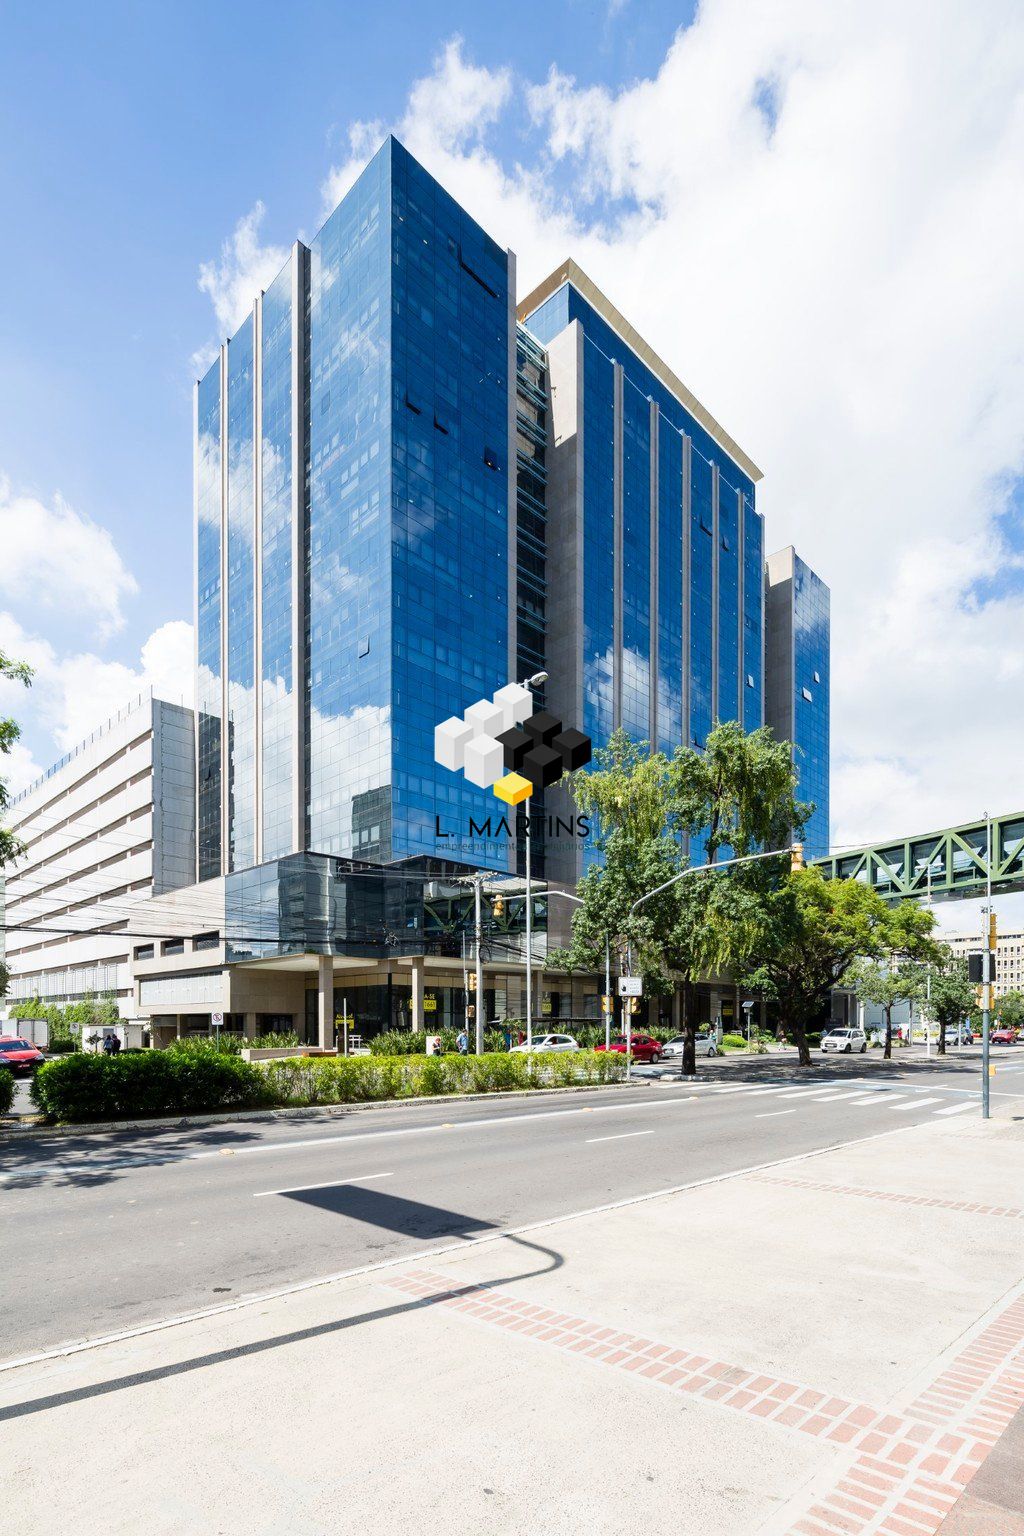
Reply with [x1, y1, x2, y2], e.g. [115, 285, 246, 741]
[521, 271, 768, 882]
[195, 362, 222, 881]
[764, 546, 831, 858]
[522, 281, 764, 763]
[195, 138, 514, 882]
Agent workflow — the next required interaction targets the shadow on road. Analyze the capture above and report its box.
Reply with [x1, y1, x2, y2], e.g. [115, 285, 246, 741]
[0, 1231, 562, 1423]
[280, 1183, 499, 1241]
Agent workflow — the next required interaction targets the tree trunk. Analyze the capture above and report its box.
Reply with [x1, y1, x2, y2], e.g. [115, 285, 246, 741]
[937, 1019, 946, 1056]
[681, 979, 696, 1076]
[786, 1017, 813, 1067]
[883, 1005, 893, 1061]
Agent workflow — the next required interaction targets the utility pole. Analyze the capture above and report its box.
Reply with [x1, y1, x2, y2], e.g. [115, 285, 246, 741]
[982, 812, 992, 1120]
[474, 875, 484, 1055]
[604, 932, 612, 1052]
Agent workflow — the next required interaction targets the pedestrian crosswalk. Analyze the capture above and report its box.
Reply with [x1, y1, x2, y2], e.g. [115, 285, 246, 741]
[670, 1077, 986, 1119]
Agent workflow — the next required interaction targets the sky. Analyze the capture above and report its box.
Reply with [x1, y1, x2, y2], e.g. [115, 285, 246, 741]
[1, 0, 1022, 935]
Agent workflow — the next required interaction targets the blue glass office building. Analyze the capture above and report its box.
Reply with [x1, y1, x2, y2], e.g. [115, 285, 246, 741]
[518, 262, 771, 880]
[194, 142, 829, 892]
[765, 547, 831, 858]
[195, 138, 517, 879]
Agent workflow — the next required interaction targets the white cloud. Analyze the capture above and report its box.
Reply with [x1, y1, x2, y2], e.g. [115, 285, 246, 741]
[189, 9, 1024, 855]
[0, 612, 193, 795]
[0, 477, 138, 639]
[196, 200, 290, 342]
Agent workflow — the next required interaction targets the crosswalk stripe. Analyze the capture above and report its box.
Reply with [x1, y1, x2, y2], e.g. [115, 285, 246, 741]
[892, 1097, 944, 1111]
[847, 1094, 907, 1105]
[934, 1101, 977, 1116]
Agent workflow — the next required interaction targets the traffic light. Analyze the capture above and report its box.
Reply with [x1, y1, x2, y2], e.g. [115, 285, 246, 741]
[968, 953, 985, 984]
[988, 910, 997, 950]
[790, 843, 804, 872]
[491, 894, 504, 917]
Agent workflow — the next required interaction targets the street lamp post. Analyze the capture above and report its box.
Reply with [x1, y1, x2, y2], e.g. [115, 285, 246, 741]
[519, 671, 547, 1052]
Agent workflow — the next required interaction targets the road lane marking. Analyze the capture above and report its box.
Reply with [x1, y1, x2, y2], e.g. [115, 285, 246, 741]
[891, 1097, 944, 1111]
[755, 1110, 797, 1118]
[935, 1101, 977, 1116]
[1, 1117, 942, 1375]
[253, 1173, 393, 1199]
[585, 1130, 656, 1144]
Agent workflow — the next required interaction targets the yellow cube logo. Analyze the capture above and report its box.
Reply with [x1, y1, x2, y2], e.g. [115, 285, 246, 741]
[493, 772, 532, 806]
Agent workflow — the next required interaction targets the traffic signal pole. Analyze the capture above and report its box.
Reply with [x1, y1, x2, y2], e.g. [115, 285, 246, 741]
[982, 817, 993, 1119]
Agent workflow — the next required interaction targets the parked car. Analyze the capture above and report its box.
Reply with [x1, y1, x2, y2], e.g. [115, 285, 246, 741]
[990, 1027, 1019, 1046]
[0, 1036, 46, 1075]
[821, 1027, 867, 1054]
[595, 1033, 663, 1063]
[661, 1031, 719, 1059]
[509, 1033, 579, 1054]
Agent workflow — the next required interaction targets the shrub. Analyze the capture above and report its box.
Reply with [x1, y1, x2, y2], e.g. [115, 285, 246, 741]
[721, 1033, 748, 1050]
[368, 1030, 425, 1056]
[31, 1051, 271, 1122]
[0, 1066, 13, 1115]
[166, 1030, 300, 1056]
[257, 1049, 622, 1106]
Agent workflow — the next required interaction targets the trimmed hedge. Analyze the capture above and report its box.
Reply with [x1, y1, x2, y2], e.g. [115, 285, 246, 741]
[259, 1049, 625, 1107]
[29, 1047, 626, 1123]
[0, 1066, 13, 1116]
[31, 1051, 271, 1123]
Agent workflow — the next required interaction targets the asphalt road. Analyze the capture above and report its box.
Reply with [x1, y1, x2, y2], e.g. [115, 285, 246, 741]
[3, 1051, 1023, 1362]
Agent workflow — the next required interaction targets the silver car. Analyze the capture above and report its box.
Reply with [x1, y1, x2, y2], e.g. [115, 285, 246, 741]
[661, 1031, 719, 1059]
[509, 1032, 580, 1054]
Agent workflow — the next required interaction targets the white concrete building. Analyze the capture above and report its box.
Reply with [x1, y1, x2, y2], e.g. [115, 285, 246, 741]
[1, 692, 195, 1021]
[946, 929, 1024, 998]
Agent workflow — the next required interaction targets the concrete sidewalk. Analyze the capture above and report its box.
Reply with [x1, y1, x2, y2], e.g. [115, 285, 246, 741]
[2, 1104, 1023, 1535]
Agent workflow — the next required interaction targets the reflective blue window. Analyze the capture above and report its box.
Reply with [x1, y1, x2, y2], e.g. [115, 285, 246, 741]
[196, 361, 221, 880]
[308, 144, 391, 859]
[581, 336, 615, 752]
[716, 478, 739, 724]
[620, 387, 650, 742]
[690, 450, 713, 746]
[260, 262, 294, 861]
[742, 497, 763, 731]
[226, 313, 255, 872]
[792, 555, 830, 857]
[656, 421, 683, 756]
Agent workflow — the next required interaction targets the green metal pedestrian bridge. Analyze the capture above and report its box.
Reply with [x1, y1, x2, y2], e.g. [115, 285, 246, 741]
[811, 811, 1024, 902]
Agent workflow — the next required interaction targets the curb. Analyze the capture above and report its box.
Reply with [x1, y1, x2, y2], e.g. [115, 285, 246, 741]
[0, 1078, 644, 1140]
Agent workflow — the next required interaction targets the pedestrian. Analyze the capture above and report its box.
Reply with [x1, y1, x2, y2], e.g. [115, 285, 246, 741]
[102, 1032, 116, 1056]
[456, 1027, 469, 1055]
[110, 1031, 122, 1054]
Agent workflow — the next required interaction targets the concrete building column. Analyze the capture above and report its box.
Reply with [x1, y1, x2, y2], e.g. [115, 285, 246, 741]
[243, 1013, 257, 1041]
[410, 956, 424, 1033]
[317, 954, 333, 1050]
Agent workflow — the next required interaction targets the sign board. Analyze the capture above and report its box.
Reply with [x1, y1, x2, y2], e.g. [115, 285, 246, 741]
[423, 996, 437, 1013]
[601, 995, 613, 1015]
[211, 1011, 224, 1028]
[334, 1014, 353, 1028]
[617, 976, 642, 998]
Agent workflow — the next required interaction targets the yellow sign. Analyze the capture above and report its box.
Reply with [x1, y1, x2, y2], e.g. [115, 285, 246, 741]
[601, 995, 613, 1014]
[334, 1014, 353, 1027]
[989, 1064, 996, 1077]
[542, 999, 552, 1015]
[423, 996, 437, 1013]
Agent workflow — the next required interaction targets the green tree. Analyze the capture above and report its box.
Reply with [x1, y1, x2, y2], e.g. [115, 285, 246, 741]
[569, 728, 670, 845]
[0, 647, 33, 999]
[847, 959, 924, 1059]
[728, 870, 936, 1066]
[924, 949, 977, 1054]
[993, 989, 1024, 1032]
[667, 719, 809, 864]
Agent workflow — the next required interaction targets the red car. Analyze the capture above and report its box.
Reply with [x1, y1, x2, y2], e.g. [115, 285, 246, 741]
[991, 1028, 1019, 1045]
[0, 1036, 45, 1075]
[595, 1033, 663, 1063]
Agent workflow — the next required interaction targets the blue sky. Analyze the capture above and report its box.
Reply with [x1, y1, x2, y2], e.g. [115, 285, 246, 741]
[1, 0, 1022, 926]
[0, 0, 690, 684]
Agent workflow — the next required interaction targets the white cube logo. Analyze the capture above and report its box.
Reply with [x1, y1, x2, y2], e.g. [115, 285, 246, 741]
[434, 716, 474, 773]
[492, 683, 532, 732]
[463, 733, 504, 788]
